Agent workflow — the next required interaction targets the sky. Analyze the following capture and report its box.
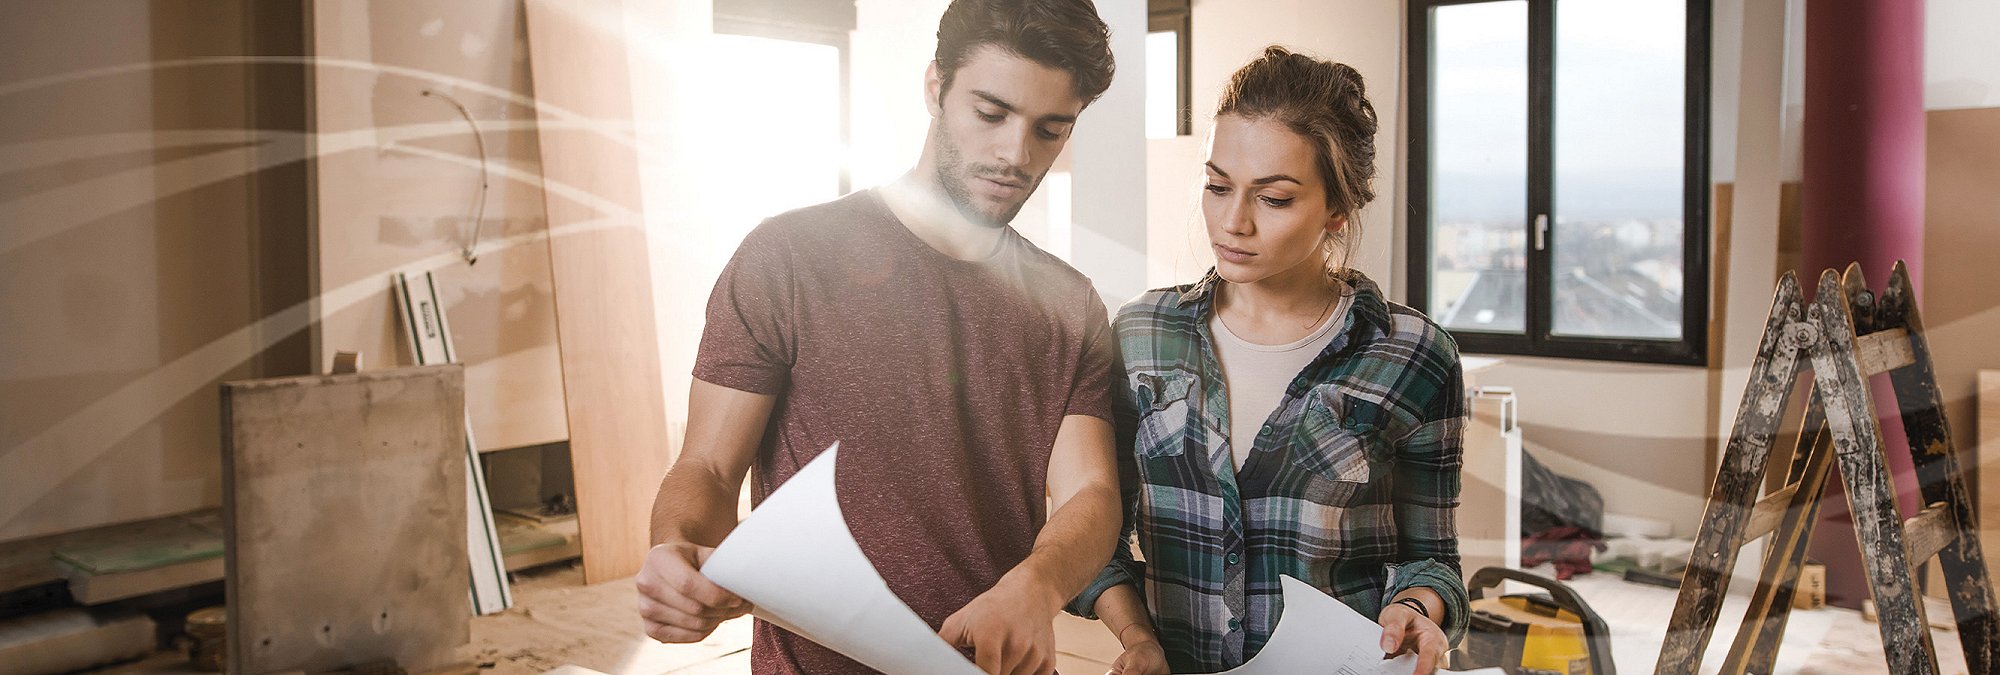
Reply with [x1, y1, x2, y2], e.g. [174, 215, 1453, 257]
[1431, 0, 1688, 223]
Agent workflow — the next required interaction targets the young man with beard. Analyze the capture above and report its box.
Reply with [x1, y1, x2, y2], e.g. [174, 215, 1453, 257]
[635, 1, 1122, 674]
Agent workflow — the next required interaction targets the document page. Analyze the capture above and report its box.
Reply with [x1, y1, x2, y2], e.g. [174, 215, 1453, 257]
[701, 443, 985, 674]
[702, 442, 1502, 675]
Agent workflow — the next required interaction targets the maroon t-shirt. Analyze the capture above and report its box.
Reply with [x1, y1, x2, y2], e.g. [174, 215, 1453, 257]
[692, 189, 1118, 674]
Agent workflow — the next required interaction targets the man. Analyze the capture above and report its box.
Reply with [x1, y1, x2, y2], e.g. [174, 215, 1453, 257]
[634, 1, 1122, 674]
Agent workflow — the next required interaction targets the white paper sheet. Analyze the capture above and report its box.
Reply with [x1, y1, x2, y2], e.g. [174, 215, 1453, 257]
[702, 443, 1500, 675]
[1210, 576, 1402, 675]
[701, 443, 986, 675]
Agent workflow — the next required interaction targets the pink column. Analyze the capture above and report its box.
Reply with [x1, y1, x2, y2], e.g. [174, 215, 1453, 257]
[1799, 0, 1927, 610]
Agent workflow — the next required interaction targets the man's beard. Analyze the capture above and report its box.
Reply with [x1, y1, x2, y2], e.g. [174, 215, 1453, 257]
[934, 130, 1041, 228]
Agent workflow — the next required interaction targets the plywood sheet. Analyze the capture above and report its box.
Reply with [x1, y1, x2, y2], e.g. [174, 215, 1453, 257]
[1980, 371, 2000, 601]
[309, 0, 568, 453]
[523, 0, 672, 583]
[222, 365, 469, 673]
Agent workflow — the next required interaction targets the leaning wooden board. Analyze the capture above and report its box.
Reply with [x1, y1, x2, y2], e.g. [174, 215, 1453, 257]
[523, 0, 674, 583]
[1982, 370, 2000, 600]
[222, 365, 470, 673]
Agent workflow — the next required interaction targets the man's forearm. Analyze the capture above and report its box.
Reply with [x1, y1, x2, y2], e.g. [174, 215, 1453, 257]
[994, 478, 1122, 612]
[648, 464, 744, 548]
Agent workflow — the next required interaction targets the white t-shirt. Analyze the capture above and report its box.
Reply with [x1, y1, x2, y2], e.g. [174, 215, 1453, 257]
[1208, 289, 1352, 472]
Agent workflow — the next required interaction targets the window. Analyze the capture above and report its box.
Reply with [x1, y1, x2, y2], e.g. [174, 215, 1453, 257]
[1406, 0, 1710, 364]
[1148, 0, 1191, 138]
[713, 0, 854, 196]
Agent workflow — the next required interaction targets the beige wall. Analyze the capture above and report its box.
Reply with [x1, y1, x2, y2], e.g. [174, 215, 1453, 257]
[311, 0, 567, 452]
[2, 0, 569, 543]
[1924, 107, 2000, 489]
[0, 1, 257, 541]
[1144, 0, 1406, 294]
[1927, 0, 2000, 111]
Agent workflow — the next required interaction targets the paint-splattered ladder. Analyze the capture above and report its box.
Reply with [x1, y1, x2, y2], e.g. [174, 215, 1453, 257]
[1655, 262, 1999, 675]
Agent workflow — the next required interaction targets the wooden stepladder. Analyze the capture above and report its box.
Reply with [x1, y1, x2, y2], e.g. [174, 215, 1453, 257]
[1656, 262, 1999, 675]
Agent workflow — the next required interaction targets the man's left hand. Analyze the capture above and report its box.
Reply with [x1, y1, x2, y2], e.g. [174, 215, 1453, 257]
[939, 580, 1059, 675]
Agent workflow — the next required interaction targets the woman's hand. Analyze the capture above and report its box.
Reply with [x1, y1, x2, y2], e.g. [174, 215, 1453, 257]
[1106, 637, 1170, 675]
[1377, 601, 1449, 675]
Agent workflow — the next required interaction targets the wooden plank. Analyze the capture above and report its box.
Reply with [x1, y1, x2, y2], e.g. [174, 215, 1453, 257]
[1706, 182, 1735, 491]
[0, 608, 154, 675]
[497, 512, 581, 572]
[0, 509, 219, 596]
[1853, 328, 1916, 377]
[55, 513, 218, 576]
[1658, 272, 1810, 673]
[1982, 370, 2000, 626]
[1878, 262, 2000, 672]
[523, 0, 673, 583]
[1725, 394, 1836, 674]
[51, 509, 222, 605]
[1810, 266, 1940, 675]
[66, 557, 222, 607]
[1740, 484, 1798, 543]
[222, 365, 470, 674]
[307, 0, 569, 454]
[1904, 503, 1955, 566]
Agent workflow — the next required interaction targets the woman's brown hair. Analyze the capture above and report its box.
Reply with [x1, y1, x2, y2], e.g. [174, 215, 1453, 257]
[1215, 46, 1378, 272]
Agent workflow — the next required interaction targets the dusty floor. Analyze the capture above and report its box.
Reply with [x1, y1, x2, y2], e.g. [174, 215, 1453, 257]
[463, 562, 1124, 674]
[101, 561, 1967, 674]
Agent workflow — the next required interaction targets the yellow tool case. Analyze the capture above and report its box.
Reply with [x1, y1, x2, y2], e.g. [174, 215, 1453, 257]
[1449, 567, 1615, 675]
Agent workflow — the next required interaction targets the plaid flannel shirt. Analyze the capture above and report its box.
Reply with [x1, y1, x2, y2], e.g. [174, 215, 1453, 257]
[1066, 270, 1470, 672]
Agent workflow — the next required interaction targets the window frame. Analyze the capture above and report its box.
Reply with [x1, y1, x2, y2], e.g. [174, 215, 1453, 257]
[1404, 0, 1713, 365]
[1150, 0, 1193, 137]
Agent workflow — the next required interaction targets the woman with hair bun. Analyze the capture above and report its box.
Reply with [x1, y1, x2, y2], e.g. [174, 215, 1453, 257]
[1068, 46, 1468, 675]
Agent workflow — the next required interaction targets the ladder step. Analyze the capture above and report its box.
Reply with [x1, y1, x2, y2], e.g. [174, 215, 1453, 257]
[1855, 328, 1917, 377]
[1905, 503, 1956, 564]
[1743, 484, 1800, 543]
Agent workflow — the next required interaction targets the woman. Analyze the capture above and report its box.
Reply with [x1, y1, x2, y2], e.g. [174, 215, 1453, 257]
[1072, 47, 1468, 675]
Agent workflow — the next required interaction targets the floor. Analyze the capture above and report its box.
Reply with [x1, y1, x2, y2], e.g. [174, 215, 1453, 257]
[462, 563, 1125, 674]
[102, 561, 1970, 674]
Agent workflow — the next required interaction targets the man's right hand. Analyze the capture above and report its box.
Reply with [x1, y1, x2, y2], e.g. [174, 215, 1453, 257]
[636, 541, 750, 643]
[1106, 630, 1169, 675]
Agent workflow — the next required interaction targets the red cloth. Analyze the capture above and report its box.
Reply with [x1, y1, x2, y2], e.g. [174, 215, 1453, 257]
[694, 190, 1119, 674]
[1522, 527, 1607, 581]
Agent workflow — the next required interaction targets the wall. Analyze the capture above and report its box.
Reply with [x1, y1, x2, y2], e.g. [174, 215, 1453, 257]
[1923, 0, 2000, 518]
[310, 0, 568, 452]
[0, 1, 258, 541]
[1924, 108, 2000, 513]
[1145, 0, 1406, 294]
[1926, 0, 2000, 111]
[1, 0, 570, 544]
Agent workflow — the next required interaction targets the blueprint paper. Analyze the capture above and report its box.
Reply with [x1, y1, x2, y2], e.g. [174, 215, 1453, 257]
[701, 443, 1496, 675]
[1209, 575, 1415, 675]
[1210, 576, 1505, 674]
[700, 443, 985, 675]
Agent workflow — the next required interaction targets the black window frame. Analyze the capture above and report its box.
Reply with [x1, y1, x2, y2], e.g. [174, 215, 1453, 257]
[1405, 0, 1712, 365]
[1150, 0, 1193, 137]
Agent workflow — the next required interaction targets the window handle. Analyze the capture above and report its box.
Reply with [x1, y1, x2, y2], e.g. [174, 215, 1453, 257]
[1534, 214, 1549, 251]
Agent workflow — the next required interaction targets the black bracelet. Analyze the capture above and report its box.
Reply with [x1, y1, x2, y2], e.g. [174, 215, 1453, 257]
[1393, 597, 1430, 619]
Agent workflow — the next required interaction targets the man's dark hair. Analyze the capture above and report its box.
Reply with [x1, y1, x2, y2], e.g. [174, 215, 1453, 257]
[933, 0, 1116, 106]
